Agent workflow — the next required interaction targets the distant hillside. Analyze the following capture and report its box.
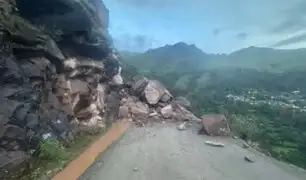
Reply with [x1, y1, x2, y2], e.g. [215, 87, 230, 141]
[121, 43, 306, 74]
[209, 46, 306, 72]
[121, 42, 210, 74]
[119, 43, 306, 169]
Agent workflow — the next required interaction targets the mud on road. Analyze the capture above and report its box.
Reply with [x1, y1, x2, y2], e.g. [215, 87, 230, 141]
[81, 122, 306, 180]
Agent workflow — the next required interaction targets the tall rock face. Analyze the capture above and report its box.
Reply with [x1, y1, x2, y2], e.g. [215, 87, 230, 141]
[0, 0, 122, 174]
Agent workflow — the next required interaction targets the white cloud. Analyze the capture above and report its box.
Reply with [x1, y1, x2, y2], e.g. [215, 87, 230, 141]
[105, 0, 306, 53]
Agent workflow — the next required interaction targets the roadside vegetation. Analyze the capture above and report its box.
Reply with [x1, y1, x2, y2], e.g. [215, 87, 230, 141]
[19, 130, 105, 180]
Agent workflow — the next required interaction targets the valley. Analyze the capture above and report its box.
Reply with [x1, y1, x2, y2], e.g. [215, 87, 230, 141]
[120, 42, 306, 169]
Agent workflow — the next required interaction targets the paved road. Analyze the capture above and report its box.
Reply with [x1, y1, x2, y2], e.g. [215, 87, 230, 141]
[81, 122, 306, 180]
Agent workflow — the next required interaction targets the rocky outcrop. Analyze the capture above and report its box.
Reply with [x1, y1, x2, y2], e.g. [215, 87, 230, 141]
[0, 0, 122, 175]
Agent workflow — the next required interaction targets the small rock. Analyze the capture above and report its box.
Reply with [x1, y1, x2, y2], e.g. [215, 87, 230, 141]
[177, 122, 187, 131]
[149, 112, 158, 117]
[243, 142, 249, 149]
[97, 162, 103, 167]
[244, 156, 255, 163]
[133, 167, 139, 172]
[204, 141, 225, 147]
[232, 136, 238, 139]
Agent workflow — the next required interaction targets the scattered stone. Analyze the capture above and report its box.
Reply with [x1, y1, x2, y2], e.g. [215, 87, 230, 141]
[149, 111, 158, 117]
[160, 104, 173, 119]
[178, 122, 187, 131]
[243, 142, 250, 149]
[244, 156, 255, 163]
[204, 141, 225, 147]
[97, 161, 103, 167]
[133, 167, 139, 172]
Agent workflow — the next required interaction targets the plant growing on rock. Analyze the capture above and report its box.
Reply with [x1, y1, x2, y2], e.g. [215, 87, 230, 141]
[38, 140, 68, 162]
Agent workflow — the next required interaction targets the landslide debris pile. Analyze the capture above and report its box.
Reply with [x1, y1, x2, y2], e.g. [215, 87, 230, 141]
[118, 77, 202, 126]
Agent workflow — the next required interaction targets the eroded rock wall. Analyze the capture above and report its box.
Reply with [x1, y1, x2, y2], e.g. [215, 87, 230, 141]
[0, 0, 203, 176]
[0, 0, 122, 173]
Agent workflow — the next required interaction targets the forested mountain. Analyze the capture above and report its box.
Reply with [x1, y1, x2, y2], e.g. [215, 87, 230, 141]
[123, 42, 306, 73]
[120, 42, 306, 168]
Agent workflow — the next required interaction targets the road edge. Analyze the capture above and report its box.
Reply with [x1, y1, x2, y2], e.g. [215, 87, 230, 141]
[52, 120, 130, 180]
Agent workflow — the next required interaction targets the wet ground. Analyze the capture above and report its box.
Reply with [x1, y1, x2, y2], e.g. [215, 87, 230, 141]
[80, 122, 306, 180]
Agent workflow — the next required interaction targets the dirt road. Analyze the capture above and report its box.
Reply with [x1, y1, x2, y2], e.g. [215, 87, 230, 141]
[80, 122, 306, 180]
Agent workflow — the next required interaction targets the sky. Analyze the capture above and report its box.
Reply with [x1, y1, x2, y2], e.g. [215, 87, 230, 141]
[103, 0, 306, 53]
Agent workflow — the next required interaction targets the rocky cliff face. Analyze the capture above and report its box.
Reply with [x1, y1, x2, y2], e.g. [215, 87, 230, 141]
[0, 0, 122, 174]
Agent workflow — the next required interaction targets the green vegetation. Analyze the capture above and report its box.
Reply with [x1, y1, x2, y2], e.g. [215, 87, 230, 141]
[20, 129, 106, 180]
[38, 140, 69, 162]
[120, 43, 306, 169]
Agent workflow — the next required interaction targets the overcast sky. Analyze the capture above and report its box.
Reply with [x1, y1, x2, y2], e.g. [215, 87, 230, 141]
[104, 0, 306, 53]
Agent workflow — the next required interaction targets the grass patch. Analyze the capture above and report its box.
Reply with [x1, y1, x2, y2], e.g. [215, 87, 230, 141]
[19, 129, 106, 180]
[272, 146, 297, 154]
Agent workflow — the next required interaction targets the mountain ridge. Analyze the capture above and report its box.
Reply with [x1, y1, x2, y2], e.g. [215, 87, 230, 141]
[121, 42, 306, 73]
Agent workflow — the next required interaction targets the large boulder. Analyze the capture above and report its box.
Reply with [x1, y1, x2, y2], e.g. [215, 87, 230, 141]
[132, 77, 149, 96]
[200, 114, 231, 136]
[143, 80, 172, 105]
